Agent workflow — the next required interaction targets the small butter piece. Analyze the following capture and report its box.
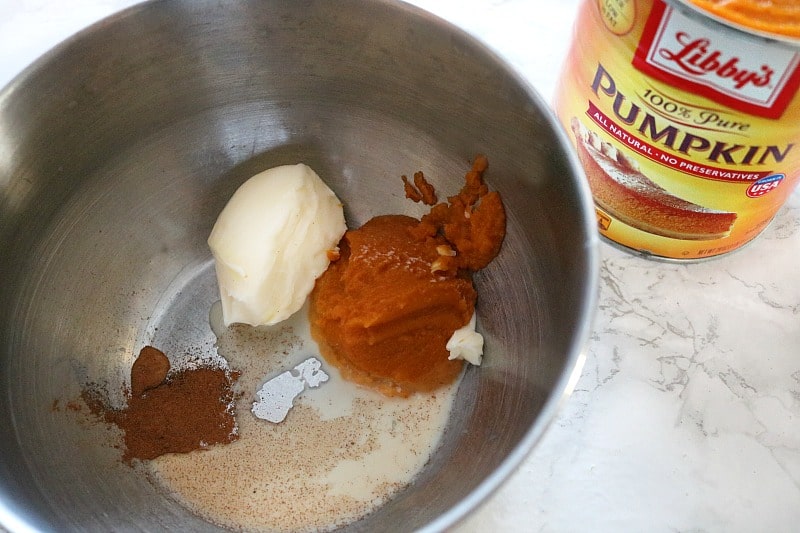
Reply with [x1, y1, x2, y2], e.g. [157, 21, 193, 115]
[208, 164, 346, 326]
[446, 314, 483, 366]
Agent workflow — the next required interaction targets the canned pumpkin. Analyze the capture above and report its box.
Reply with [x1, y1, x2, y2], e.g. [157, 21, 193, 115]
[555, 0, 800, 259]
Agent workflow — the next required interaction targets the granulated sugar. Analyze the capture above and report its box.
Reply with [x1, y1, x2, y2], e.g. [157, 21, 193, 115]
[148, 302, 459, 531]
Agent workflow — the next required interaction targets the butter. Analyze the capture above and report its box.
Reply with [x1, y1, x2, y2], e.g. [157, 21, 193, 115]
[446, 314, 483, 365]
[208, 164, 346, 326]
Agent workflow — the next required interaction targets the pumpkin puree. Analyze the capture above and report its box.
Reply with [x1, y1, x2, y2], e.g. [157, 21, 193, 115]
[689, 0, 800, 38]
[309, 156, 505, 397]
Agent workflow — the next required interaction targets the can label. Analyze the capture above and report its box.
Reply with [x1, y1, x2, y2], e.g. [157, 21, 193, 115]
[555, 0, 800, 259]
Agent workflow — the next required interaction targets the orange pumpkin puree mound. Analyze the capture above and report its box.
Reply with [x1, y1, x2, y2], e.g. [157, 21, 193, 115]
[309, 156, 506, 397]
[689, 0, 800, 39]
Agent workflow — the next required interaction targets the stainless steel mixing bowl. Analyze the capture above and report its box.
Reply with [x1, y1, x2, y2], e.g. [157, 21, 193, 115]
[0, 0, 598, 531]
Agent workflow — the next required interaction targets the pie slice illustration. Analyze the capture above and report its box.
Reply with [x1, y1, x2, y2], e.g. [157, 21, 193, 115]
[571, 118, 737, 240]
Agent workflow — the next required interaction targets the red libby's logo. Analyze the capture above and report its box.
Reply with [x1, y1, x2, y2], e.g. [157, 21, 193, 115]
[660, 34, 772, 89]
[632, 0, 800, 119]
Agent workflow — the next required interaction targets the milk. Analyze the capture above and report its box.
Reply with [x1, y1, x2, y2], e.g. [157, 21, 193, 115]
[149, 301, 459, 531]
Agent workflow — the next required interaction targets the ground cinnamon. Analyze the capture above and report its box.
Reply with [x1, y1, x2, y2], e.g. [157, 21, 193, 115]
[84, 346, 238, 462]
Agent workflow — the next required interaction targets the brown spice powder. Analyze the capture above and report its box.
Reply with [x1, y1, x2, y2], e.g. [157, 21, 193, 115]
[84, 346, 238, 462]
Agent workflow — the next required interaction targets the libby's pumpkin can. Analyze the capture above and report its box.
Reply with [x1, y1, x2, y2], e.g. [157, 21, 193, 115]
[555, 0, 800, 259]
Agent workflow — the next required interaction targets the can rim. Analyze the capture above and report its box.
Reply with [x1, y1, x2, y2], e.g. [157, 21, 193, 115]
[665, 0, 800, 49]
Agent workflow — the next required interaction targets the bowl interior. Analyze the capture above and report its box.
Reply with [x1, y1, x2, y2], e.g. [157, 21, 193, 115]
[0, 0, 597, 531]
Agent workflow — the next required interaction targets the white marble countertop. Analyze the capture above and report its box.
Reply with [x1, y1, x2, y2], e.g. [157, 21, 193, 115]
[2, 1, 799, 532]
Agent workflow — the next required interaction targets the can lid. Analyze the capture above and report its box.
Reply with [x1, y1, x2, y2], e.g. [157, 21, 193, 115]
[665, 0, 800, 49]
